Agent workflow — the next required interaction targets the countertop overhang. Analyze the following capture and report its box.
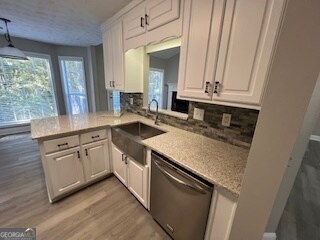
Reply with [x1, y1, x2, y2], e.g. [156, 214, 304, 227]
[31, 112, 249, 197]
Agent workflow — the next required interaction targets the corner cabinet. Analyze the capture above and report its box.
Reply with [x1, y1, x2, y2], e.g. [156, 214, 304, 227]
[178, 0, 286, 109]
[123, 0, 183, 51]
[111, 144, 149, 208]
[39, 130, 111, 202]
[102, 20, 144, 93]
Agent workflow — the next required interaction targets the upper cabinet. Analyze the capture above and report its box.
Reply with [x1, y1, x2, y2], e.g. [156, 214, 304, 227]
[178, 0, 286, 109]
[123, 0, 183, 51]
[102, 20, 144, 92]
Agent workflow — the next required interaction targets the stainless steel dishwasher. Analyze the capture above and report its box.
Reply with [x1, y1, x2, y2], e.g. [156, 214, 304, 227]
[150, 152, 213, 240]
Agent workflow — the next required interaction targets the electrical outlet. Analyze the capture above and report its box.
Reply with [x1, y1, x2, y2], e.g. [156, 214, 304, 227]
[193, 108, 205, 121]
[130, 98, 134, 105]
[222, 113, 232, 127]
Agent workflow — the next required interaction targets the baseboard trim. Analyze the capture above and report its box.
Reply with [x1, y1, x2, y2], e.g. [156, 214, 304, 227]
[263, 232, 277, 240]
[310, 134, 320, 142]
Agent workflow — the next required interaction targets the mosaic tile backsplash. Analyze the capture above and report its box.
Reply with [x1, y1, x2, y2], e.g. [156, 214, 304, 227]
[121, 93, 259, 148]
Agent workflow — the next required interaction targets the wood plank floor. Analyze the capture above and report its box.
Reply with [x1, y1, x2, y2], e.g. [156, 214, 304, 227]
[0, 134, 170, 240]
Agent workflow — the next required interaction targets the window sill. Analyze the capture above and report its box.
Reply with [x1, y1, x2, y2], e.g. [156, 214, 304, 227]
[142, 107, 188, 120]
[0, 122, 30, 129]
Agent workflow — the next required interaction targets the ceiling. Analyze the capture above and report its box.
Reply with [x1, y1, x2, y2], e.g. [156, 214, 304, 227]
[149, 47, 180, 60]
[0, 0, 131, 46]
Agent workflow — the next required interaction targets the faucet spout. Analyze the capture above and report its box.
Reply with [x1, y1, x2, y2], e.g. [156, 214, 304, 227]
[148, 99, 160, 125]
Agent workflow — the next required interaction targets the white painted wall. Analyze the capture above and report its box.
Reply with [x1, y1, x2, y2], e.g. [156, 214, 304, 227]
[312, 115, 320, 136]
[229, 0, 320, 239]
[149, 54, 179, 108]
[266, 74, 320, 233]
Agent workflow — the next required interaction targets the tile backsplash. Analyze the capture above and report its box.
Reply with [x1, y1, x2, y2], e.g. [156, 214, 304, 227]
[121, 93, 259, 148]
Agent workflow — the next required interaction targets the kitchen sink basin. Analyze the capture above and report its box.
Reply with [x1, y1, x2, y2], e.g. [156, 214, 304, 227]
[111, 122, 166, 165]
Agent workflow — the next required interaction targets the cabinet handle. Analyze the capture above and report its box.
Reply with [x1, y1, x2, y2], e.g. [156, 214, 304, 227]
[91, 135, 100, 139]
[140, 16, 145, 28]
[205, 81, 212, 95]
[145, 14, 149, 25]
[85, 149, 88, 156]
[213, 81, 221, 95]
[112, 81, 115, 88]
[124, 155, 128, 165]
[57, 143, 68, 148]
[77, 151, 80, 159]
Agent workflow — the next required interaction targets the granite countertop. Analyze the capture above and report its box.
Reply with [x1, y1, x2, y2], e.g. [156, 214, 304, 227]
[31, 112, 249, 197]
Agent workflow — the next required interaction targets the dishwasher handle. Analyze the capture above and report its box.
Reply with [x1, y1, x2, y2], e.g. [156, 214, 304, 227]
[153, 159, 206, 194]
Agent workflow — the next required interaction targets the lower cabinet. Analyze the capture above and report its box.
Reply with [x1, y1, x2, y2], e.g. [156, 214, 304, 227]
[82, 140, 110, 183]
[127, 158, 148, 207]
[41, 131, 111, 202]
[111, 144, 149, 208]
[112, 144, 128, 185]
[46, 147, 85, 197]
[205, 187, 238, 240]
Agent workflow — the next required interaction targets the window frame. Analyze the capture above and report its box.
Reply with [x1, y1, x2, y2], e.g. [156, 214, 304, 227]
[0, 51, 59, 128]
[58, 56, 88, 115]
[148, 67, 165, 109]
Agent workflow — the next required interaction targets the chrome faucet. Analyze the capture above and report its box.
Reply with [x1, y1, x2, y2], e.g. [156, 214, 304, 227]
[148, 99, 160, 125]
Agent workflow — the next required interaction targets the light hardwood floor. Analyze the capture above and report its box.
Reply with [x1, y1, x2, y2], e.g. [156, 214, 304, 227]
[0, 134, 170, 240]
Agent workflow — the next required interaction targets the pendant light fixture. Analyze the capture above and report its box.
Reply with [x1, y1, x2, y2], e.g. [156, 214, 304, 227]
[0, 18, 28, 60]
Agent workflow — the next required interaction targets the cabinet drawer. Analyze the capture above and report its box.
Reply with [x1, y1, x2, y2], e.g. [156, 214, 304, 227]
[80, 129, 107, 144]
[44, 135, 80, 154]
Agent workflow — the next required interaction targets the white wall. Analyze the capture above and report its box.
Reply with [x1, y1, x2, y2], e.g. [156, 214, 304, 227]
[149, 53, 179, 108]
[229, 0, 320, 239]
[312, 116, 320, 136]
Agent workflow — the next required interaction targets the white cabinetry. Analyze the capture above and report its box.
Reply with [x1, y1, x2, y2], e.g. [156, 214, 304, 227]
[39, 130, 111, 202]
[205, 188, 238, 240]
[127, 157, 149, 207]
[112, 144, 128, 185]
[102, 21, 144, 93]
[178, 0, 285, 109]
[46, 147, 85, 197]
[123, 0, 182, 51]
[82, 140, 110, 183]
[111, 144, 149, 208]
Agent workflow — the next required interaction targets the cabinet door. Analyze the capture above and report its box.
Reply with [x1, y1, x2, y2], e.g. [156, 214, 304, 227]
[123, 2, 146, 40]
[127, 158, 148, 208]
[177, 0, 224, 100]
[102, 29, 114, 90]
[145, 0, 180, 32]
[111, 21, 125, 91]
[82, 140, 110, 183]
[111, 144, 127, 186]
[213, 0, 285, 105]
[46, 147, 85, 198]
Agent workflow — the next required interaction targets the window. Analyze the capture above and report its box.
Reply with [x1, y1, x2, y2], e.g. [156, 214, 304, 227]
[148, 68, 164, 109]
[59, 57, 88, 115]
[0, 53, 57, 127]
[112, 91, 121, 112]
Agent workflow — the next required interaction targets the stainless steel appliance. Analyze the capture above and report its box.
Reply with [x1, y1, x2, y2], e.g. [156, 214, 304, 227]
[111, 122, 165, 165]
[150, 152, 213, 240]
